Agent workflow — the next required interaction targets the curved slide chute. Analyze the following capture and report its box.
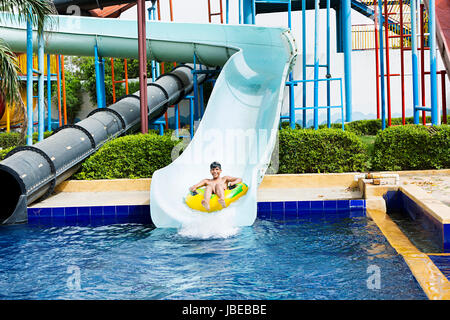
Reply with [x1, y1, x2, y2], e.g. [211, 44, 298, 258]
[0, 14, 297, 227]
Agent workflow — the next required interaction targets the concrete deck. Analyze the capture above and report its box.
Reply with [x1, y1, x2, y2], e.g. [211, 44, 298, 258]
[29, 173, 363, 208]
[28, 170, 450, 209]
[397, 170, 450, 207]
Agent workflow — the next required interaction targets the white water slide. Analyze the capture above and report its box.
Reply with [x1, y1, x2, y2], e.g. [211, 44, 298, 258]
[0, 14, 297, 229]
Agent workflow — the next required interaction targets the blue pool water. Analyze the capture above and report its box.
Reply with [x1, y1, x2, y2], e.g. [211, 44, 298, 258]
[0, 216, 426, 299]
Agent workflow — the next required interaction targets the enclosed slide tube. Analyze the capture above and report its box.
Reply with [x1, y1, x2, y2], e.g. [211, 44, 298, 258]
[0, 64, 208, 224]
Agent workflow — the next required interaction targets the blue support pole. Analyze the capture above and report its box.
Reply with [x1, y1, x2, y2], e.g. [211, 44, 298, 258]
[411, 0, 420, 124]
[428, 0, 438, 125]
[289, 81, 295, 129]
[239, 0, 242, 24]
[188, 96, 194, 139]
[46, 54, 52, 131]
[326, 0, 331, 127]
[193, 53, 200, 120]
[175, 104, 179, 137]
[286, 0, 295, 129]
[335, 5, 343, 53]
[37, 34, 45, 142]
[378, 0, 386, 130]
[199, 84, 205, 117]
[26, 15, 34, 146]
[94, 45, 106, 109]
[101, 58, 106, 107]
[302, 0, 307, 128]
[226, 0, 230, 24]
[148, 4, 158, 82]
[287, 0, 291, 29]
[242, 0, 254, 24]
[342, 0, 352, 122]
[313, 0, 320, 130]
[58, 55, 62, 124]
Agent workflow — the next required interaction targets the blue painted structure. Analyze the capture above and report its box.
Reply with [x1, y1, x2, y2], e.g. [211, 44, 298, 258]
[428, 0, 438, 125]
[409, 0, 439, 126]
[244, 0, 348, 129]
[94, 45, 106, 109]
[37, 34, 45, 142]
[377, 0, 387, 130]
[26, 16, 33, 146]
[411, 0, 420, 124]
[46, 54, 52, 132]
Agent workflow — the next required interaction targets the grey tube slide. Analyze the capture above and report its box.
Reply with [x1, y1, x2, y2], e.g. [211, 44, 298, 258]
[0, 64, 208, 224]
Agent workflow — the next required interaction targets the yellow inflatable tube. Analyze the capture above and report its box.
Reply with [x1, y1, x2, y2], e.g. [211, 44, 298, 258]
[185, 182, 248, 212]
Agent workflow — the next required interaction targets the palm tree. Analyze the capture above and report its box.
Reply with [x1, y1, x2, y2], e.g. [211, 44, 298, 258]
[0, 0, 56, 136]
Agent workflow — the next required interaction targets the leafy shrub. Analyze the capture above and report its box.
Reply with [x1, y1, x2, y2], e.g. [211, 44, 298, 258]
[280, 120, 301, 130]
[342, 115, 450, 136]
[346, 120, 382, 135]
[0, 131, 52, 150]
[371, 125, 450, 171]
[74, 133, 180, 180]
[278, 128, 368, 173]
[0, 132, 22, 149]
[32, 131, 53, 144]
[0, 146, 15, 161]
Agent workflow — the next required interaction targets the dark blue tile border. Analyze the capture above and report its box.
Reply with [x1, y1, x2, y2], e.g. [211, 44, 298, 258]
[428, 255, 450, 281]
[385, 190, 450, 253]
[27, 204, 152, 226]
[27, 200, 366, 227]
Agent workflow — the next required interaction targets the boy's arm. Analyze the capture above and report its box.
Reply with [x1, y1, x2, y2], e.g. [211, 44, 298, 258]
[224, 176, 242, 187]
[189, 179, 207, 191]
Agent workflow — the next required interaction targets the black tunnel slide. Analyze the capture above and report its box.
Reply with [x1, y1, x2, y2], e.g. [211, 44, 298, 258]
[0, 64, 209, 224]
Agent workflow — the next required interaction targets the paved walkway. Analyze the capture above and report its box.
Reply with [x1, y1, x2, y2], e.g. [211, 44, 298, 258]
[399, 171, 450, 207]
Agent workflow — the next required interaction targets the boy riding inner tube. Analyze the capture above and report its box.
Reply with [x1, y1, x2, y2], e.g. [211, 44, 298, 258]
[185, 182, 248, 212]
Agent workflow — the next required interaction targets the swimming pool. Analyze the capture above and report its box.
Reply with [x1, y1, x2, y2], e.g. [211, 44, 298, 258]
[0, 214, 426, 299]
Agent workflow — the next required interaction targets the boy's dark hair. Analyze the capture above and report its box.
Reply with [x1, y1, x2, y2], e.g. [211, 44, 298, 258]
[210, 161, 221, 170]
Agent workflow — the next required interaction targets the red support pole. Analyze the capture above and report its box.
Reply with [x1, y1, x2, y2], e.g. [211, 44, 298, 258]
[374, 0, 381, 119]
[208, 0, 212, 23]
[137, 0, 148, 133]
[157, 0, 161, 20]
[442, 71, 447, 124]
[56, 55, 62, 127]
[169, 0, 173, 21]
[219, 0, 224, 24]
[124, 59, 129, 94]
[384, 0, 392, 126]
[61, 55, 67, 125]
[420, 3, 426, 125]
[111, 58, 116, 103]
[399, 0, 405, 125]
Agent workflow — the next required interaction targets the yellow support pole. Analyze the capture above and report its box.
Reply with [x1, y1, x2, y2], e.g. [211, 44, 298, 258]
[6, 105, 10, 133]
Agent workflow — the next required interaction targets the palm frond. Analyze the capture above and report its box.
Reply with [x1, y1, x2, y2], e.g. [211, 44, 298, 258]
[0, 39, 26, 140]
[0, 39, 21, 105]
[0, 0, 57, 34]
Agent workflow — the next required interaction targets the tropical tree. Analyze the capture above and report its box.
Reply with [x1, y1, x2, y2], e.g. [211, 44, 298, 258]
[0, 0, 56, 137]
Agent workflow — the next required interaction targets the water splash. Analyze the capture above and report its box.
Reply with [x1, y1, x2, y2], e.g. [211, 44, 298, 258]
[177, 208, 240, 240]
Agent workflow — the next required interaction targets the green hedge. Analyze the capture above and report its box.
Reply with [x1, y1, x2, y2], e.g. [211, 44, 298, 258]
[371, 125, 450, 171]
[0, 132, 22, 149]
[317, 115, 450, 136]
[74, 133, 180, 180]
[0, 146, 15, 161]
[278, 128, 368, 173]
[0, 131, 53, 149]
